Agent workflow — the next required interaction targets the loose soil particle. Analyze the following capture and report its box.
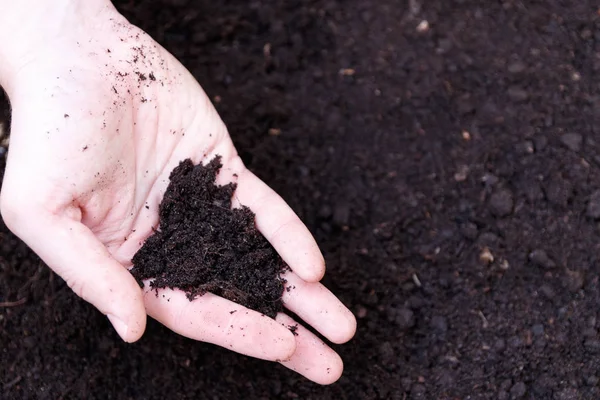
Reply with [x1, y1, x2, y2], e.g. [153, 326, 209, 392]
[3, 1, 600, 399]
[130, 156, 287, 318]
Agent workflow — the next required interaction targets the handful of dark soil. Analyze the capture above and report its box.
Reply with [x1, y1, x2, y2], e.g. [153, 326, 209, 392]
[130, 156, 287, 318]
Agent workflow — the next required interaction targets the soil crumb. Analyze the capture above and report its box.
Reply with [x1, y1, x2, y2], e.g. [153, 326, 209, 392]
[130, 155, 287, 318]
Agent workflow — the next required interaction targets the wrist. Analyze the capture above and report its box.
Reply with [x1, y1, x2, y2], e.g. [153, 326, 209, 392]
[0, 0, 115, 93]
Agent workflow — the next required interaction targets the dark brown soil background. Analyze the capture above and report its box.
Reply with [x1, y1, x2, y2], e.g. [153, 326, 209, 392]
[2, 1, 600, 399]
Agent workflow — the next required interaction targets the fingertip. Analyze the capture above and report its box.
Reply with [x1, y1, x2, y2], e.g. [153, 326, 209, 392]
[292, 253, 325, 283]
[300, 263, 326, 283]
[274, 313, 298, 360]
[329, 309, 357, 345]
[112, 271, 148, 343]
[122, 312, 147, 343]
[107, 293, 147, 343]
[282, 273, 356, 344]
[317, 352, 344, 385]
[276, 313, 345, 384]
[280, 331, 298, 362]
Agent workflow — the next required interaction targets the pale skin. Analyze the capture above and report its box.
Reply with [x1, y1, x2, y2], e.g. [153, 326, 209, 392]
[0, 0, 356, 385]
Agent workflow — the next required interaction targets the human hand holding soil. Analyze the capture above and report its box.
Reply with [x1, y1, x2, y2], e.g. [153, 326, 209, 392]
[0, 0, 356, 384]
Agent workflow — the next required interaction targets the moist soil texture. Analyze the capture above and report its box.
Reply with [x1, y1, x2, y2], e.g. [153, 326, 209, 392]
[130, 156, 287, 318]
[2, 1, 600, 399]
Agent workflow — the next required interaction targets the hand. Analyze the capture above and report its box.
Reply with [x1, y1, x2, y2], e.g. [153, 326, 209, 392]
[0, 0, 356, 384]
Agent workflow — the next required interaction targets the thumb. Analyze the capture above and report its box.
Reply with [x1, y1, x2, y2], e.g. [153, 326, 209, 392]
[2, 207, 146, 342]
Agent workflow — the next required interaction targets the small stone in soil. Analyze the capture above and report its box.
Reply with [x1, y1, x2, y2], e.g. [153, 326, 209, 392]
[531, 324, 544, 336]
[436, 370, 454, 387]
[356, 305, 367, 318]
[510, 382, 527, 398]
[454, 164, 470, 181]
[554, 388, 579, 400]
[586, 376, 599, 386]
[500, 379, 512, 392]
[507, 86, 529, 102]
[545, 177, 573, 207]
[378, 342, 395, 365]
[565, 269, 584, 293]
[508, 335, 524, 349]
[333, 201, 350, 226]
[507, 60, 527, 74]
[532, 374, 556, 395]
[430, 316, 448, 333]
[494, 338, 506, 352]
[481, 173, 499, 187]
[489, 189, 514, 217]
[560, 133, 583, 152]
[587, 190, 600, 219]
[479, 247, 494, 264]
[459, 222, 478, 240]
[410, 383, 426, 399]
[582, 328, 597, 337]
[515, 141, 534, 155]
[456, 95, 475, 115]
[534, 135, 548, 151]
[540, 284, 556, 299]
[477, 232, 499, 246]
[584, 338, 600, 353]
[395, 307, 415, 330]
[528, 249, 556, 269]
[523, 180, 544, 203]
[317, 204, 332, 219]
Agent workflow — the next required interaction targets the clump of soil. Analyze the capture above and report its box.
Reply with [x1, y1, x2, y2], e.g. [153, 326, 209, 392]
[130, 156, 287, 318]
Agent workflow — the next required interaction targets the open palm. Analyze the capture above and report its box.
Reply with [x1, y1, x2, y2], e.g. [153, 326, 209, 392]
[0, 5, 355, 384]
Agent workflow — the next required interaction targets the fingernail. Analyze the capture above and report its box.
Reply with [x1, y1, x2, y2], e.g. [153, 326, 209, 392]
[107, 314, 129, 341]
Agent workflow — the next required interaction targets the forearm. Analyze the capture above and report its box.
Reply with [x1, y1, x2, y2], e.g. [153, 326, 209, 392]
[0, 0, 114, 92]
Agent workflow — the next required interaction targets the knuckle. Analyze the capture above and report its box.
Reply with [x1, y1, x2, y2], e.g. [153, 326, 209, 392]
[65, 275, 87, 300]
[227, 155, 245, 172]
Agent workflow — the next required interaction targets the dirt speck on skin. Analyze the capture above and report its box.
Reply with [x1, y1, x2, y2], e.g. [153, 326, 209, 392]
[288, 324, 299, 336]
[130, 156, 288, 318]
